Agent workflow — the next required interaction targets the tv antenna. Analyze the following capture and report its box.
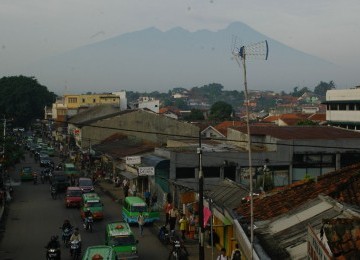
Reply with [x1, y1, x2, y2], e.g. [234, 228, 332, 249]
[232, 40, 269, 260]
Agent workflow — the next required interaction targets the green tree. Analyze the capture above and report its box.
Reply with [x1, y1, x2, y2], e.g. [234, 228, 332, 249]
[314, 81, 335, 97]
[0, 76, 56, 127]
[209, 101, 233, 121]
[291, 86, 311, 97]
[184, 109, 204, 121]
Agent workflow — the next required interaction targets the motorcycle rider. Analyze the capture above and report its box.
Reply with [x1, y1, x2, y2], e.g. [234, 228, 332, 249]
[69, 228, 82, 256]
[50, 184, 57, 199]
[45, 235, 61, 258]
[168, 233, 189, 260]
[62, 219, 73, 232]
[83, 209, 93, 229]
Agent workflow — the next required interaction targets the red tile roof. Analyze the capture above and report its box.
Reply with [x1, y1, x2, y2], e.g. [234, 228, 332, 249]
[214, 121, 245, 136]
[235, 163, 360, 222]
[322, 218, 360, 258]
[308, 113, 326, 121]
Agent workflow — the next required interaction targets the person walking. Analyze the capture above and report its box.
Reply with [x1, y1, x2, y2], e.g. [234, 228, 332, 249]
[217, 248, 229, 260]
[231, 243, 242, 260]
[179, 214, 187, 240]
[169, 206, 179, 231]
[164, 202, 173, 227]
[137, 211, 145, 236]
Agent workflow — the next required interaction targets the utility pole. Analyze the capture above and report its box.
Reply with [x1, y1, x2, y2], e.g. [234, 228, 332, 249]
[232, 40, 268, 259]
[198, 131, 205, 260]
[1, 117, 6, 188]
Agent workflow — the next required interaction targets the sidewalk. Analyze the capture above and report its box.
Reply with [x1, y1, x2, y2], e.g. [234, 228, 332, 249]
[97, 180, 217, 260]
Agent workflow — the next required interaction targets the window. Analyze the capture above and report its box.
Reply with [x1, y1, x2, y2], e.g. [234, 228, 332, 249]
[203, 167, 220, 178]
[329, 104, 337, 110]
[93, 99, 96, 103]
[82, 98, 85, 103]
[176, 167, 195, 179]
[224, 166, 236, 180]
[68, 97, 77, 103]
[339, 104, 346, 110]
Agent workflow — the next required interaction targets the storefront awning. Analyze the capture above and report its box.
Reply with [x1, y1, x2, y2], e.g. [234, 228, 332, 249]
[118, 171, 137, 180]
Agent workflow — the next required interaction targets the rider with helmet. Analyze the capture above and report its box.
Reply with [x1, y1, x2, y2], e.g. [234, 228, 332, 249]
[62, 219, 72, 231]
[45, 235, 61, 258]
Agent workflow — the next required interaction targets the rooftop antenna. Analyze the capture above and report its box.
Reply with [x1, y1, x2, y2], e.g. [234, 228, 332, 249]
[232, 39, 268, 259]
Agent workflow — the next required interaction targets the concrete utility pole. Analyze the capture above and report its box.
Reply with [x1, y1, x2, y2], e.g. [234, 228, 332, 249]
[198, 131, 205, 260]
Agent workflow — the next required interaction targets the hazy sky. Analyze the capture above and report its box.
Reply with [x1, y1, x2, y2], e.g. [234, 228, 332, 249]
[1, 0, 360, 92]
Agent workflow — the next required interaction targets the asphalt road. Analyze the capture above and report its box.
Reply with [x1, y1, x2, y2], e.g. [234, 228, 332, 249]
[0, 152, 170, 260]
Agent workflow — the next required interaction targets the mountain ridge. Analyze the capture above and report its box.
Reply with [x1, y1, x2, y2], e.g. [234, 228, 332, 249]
[30, 21, 340, 94]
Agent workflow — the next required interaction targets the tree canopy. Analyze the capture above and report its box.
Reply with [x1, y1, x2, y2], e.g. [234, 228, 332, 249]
[313, 81, 335, 97]
[0, 76, 56, 127]
[209, 101, 233, 121]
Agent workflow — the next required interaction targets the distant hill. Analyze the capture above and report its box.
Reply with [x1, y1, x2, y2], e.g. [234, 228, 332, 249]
[30, 21, 341, 94]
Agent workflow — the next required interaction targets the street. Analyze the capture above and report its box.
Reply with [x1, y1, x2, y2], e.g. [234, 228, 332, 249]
[0, 152, 170, 260]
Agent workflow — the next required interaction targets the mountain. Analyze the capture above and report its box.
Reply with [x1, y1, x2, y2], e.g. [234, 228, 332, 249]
[29, 21, 341, 94]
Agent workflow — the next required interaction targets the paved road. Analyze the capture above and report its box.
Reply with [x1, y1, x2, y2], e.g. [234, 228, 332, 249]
[0, 152, 170, 260]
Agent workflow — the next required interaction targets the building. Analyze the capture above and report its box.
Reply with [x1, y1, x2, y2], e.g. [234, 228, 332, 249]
[51, 92, 126, 122]
[129, 97, 160, 113]
[324, 87, 360, 131]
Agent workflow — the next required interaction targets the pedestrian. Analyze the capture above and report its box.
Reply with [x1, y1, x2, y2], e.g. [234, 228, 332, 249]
[137, 211, 145, 236]
[151, 193, 158, 207]
[169, 206, 179, 231]
[179, 214, 187, 240]
[217, 248, 229, 260]
[124, 184, 129, 198]
[131, 183, 137, 196]
[144, 189, 151, 206]
[164, 202, 173, 227]
[231, 243, 241, 260]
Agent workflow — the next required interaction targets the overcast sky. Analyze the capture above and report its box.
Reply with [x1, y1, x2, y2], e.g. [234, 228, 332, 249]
[1, 0, 360, 91]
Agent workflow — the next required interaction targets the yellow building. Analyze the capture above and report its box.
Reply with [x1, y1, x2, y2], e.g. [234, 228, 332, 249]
[64, 93, 120, 109]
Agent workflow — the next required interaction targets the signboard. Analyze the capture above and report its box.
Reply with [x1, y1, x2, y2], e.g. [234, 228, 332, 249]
[126, 156, 141, 165]
[138, 167, 155, 176]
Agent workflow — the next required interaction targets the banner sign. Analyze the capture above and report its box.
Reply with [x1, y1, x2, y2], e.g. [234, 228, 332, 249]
[138, 166, 155, 176]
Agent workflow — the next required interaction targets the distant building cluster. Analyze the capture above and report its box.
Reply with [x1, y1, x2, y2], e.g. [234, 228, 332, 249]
[41, 86, 360, 259]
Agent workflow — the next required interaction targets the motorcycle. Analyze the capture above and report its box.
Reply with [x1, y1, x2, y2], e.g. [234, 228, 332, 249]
[169, 236, 189, 260]
[70, 240, 81, 260]
[62, 227, 73, 247]
[46, 247, 61, 260]
[83, 216, 93, 232]
[33, 174, 38, 185]
[40, 173, 45, 184]
[158, 225, 170, 244]
[50, 185, 57, 200]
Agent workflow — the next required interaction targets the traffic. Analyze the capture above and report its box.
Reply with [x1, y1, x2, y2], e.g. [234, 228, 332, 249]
[0, 130, 179, 260]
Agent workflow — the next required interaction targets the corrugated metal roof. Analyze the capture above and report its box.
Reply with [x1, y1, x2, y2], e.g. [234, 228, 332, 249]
[230, 125, 360, 139]
[205, 179, 249, 211]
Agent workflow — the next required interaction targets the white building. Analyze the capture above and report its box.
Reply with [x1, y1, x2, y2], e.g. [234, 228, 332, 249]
[325, 87, 360, 130]
[130, 97, 160, 113]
